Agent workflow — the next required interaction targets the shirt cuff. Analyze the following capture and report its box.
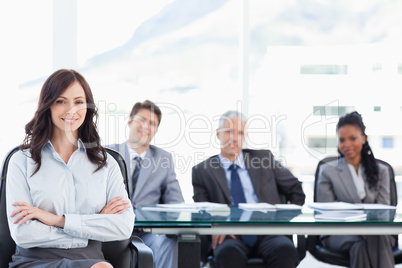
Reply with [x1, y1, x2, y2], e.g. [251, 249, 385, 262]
[63, 214, 82, 237]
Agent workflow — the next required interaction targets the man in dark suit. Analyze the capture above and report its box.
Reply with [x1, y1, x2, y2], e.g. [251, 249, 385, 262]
[192, 111, 305, 268]
[107, 100, 183, 268]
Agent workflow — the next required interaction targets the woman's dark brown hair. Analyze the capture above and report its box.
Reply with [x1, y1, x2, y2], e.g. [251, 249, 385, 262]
[21, 69, 106, 175]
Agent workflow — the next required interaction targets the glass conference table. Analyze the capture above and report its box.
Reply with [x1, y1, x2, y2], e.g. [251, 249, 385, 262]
[134, 205, 402, 267]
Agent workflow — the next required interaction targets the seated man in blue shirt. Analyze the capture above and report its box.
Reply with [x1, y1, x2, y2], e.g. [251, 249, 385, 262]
[108, 100, 184, 268]
[192, 110, 305, 268]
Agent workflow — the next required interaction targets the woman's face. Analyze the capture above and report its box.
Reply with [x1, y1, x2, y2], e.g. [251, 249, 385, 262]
[337, 124, 366, 163]
[50, 81, 87, 141]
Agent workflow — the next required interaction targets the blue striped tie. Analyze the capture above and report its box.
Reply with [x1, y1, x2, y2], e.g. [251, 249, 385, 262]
[229, 164, 257, 247]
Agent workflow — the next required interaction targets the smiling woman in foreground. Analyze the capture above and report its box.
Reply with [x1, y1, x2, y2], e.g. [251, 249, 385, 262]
[6, 69, 134, 268]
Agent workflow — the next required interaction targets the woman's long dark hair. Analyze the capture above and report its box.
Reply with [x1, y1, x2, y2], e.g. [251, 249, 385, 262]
[336, 111, 378, 189]
[21, 69, 106, 175]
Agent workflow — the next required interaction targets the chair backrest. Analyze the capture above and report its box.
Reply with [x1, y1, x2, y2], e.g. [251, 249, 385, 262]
[105, 147, 129, 193]
[0, 146, 134, 268]
[313, 156, 340, 202]
[377, 159, 397, 206]
[314, 156, 397, 205]
[103, 147, 134, 268]
[0, 146, 19, 268]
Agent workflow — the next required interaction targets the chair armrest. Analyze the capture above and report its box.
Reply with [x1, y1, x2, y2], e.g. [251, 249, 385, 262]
[131, 236, 154, 268]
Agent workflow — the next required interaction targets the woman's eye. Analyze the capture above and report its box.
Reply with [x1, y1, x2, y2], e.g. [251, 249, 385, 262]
[56, 100, 64, 104]
[76, 101, 85, 105]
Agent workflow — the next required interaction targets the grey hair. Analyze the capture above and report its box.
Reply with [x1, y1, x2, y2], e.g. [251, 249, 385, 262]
[218, 110, 247, 129]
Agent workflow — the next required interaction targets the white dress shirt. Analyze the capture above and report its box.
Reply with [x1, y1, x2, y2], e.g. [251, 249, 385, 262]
[6, 140, 135, 249]
[347, 163, 367, 200]
[126, 143, 147, 177]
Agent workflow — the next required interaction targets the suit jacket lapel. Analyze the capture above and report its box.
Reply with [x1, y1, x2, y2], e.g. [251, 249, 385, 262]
[243, 150, 261, 198]
[133, 147, 154, 201]
[211, 156, 232, 203]
[337, 158, 361, 203]
[123, 143, 132, 172]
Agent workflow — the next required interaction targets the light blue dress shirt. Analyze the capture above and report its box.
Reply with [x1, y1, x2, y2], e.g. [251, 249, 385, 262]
[6, 140, 135, 249]
[218, 152, 259, 205]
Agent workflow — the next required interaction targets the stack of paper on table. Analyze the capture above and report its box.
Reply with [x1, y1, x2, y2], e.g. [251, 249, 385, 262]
[357, 203, 396, 210]
[308, 202, 396, 211]
[314, 211, 367, 221]
[141, 202, 230, 214]
[307, 202, 396, 222]
[307, 202, 362, 210]
[238, 203, 302, 212]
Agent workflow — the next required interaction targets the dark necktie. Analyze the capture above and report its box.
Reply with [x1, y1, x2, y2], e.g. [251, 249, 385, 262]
[229, 163, 257, 247]
[229, 164, 246, 206]
[131, 156, 142, 198]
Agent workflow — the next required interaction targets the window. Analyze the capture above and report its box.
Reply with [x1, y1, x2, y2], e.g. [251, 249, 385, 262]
[3, 0, 402, 202]
[313, 106, 353, 116]
[382, 137, 394, 149]
[301, 65, 348, 75]
[308, 137, 337, 148]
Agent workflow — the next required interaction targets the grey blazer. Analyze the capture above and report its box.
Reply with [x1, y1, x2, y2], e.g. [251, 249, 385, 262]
[192, 149, 305, 205]
[317, 157, 390, 204]
[107, 142, 184, 206]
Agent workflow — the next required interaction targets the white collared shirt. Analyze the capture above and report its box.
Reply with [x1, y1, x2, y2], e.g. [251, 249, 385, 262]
[6, 140, 135, 249]
[347, 163, 367, 200]
[126, 143, 147, 178]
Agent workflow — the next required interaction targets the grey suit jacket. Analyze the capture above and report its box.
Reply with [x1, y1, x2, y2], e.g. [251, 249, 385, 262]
[317, 157, 390, 204]
[107, 142, 184, 206]
[192, 149, 305, 205]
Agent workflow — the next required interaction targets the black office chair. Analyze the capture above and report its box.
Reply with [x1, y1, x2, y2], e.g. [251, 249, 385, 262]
[0, 146, 154, 268]
[306, 156, 402, 266]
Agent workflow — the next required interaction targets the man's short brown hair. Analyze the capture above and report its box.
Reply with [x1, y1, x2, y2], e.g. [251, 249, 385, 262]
[129, 100, 162, 126]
